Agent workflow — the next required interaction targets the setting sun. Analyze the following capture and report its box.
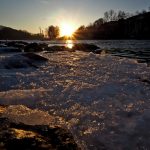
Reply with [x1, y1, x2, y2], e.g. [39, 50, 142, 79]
[60, 23, 75, 37]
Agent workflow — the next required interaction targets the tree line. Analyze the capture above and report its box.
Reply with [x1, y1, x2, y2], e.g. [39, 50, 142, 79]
[45, 7, 150, 40]
[75, 7, 150, 33]
[0, 7, 150, 40]
[0, 26, 44, 40]
[73, 7, 150, 39]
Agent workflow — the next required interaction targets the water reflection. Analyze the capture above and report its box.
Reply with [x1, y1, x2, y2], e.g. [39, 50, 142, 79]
[66, 40, 74, 49]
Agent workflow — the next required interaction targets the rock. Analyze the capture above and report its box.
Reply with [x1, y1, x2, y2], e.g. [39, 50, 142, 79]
[72, 43, 99, 52]
[0, 118, 79, 150]
[0, 44, 7, 47]
[24, 43, 42, 52]
[4, 61, 30, 69]
[0, 53, 48, 69]
[45, 46, 69, 52]
[0, 105, 79, 150]
[94, 49, 102, 54]
[46, 44, 100, 53]
[39, 43, 48, 50]
[24, 43, 49, 52]
[3, 57, 35, 69]
[140, 79, 150, 84]
[7, 41, 27, 49]
[22, 53, 48, 62]
[0, 47, 22, 53]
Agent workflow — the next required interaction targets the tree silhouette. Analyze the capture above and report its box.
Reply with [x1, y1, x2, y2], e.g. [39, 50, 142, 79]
[94, 18, 104, 27]
[48, 26, 59, 39]
[77, 25, 85, 31]
[104, 11, 109, 22]
[117, 11, 126, 20]
[74, 9, 150, 40]
[109, 10, 116, 21]
[104, 10, 118, 22]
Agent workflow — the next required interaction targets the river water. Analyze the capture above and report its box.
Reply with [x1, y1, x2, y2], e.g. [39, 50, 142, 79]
[48, 40, 150, 65]
[0, 40, 150, 149]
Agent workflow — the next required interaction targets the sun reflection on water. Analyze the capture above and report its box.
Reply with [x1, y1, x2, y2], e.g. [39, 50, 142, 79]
[66, 40, 74, 49]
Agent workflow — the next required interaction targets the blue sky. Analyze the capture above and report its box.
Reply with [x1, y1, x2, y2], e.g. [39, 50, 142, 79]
[0, 0, 150, 33]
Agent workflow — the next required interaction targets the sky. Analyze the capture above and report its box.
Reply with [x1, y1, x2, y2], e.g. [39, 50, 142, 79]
[0, 0, 150, 33]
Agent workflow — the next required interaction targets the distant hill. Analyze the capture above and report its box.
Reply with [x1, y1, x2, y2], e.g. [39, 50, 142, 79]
[0, 25, 5, 30]
[0, 26, 44, 40]
[74, 12, 150, 40]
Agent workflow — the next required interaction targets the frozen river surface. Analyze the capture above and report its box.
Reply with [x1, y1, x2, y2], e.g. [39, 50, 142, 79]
[0, 50, 150, 150]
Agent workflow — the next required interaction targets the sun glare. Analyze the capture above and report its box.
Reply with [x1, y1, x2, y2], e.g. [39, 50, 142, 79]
[60, 23, 75, 37]
[66, 40, 73, 49]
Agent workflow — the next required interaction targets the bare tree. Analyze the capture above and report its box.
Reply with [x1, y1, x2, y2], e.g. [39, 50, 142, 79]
[104, 11, 109, 22]
[117, 11, 126, 20]
[109, 10, 115, 21]
[104, 10, 118, 22]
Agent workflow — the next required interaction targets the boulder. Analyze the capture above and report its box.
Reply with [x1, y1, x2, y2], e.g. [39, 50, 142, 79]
[39, 43, 48, 50]
[7, 41, 27, 49]
[0, 44, 7, 47]
[72, 43, 99, 52]
[0, 53, 48, 69]
[45, 46, 69, 52]
[0, 47, 22, 53]
[24, 43, 42, 52]
[22, 53, 48, 62]
[0, 118, 79, 150]
[0, 105, 79, 150]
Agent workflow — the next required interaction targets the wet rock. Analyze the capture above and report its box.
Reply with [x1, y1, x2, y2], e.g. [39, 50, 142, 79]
[45, 46, 69, 52]
[0, 105, 79, 150]
[4, 61, 30, 69]
[72, 43, 99, 52]
[94, 49, 102, 54]
[24, 43, 42, 52]
[0, 44, 7, 47]
[7, 41, 27, 49]
[138, 77, 150, 85]
[45, 44, 100, 53]
[0, 53, 48, 69]
[0, 47, 22, 53]
[0, 119, 79, 150]
[39, 43, 48, 50]
[141, 79, 150, 84]
[22, 53, 48, 62]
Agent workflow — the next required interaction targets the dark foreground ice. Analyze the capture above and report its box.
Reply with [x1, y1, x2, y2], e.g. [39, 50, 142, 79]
[0, 50, 150, 150]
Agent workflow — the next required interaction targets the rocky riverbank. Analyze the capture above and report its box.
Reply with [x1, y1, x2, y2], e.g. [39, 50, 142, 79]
[0, 41, 150, 65]
[0, 105, 79, 150]
[0, 41, 150, 149]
